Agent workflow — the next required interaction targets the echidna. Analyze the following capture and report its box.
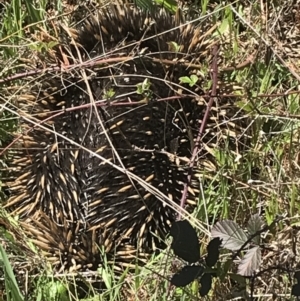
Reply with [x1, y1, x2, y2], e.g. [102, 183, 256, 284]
[4, 2, 249, 272]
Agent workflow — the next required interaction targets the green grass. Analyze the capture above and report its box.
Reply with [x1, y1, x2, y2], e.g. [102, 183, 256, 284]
[0, 245, 24, 301]
[1, 0, 300, 300]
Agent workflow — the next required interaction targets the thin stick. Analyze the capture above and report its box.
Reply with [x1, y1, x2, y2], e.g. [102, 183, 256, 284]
[177, 44, 219, 219]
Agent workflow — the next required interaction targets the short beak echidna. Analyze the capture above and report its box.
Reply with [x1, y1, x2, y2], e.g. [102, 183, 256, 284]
[3, 2, 250, 273]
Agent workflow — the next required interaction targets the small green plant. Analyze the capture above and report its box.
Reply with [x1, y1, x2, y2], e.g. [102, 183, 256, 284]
[136, 78, 151, 95]
[170, 215, 299, 298]
[29, 41, 59, 53]
[34, 277, 69, 301]
[179, 75, 198, 87]
[170, 220, 221, 296]
[211, 214, 264, 276]
[166, 41, 181, 52]
[136, 78, 153, 102]
[103, 88, 116, 101]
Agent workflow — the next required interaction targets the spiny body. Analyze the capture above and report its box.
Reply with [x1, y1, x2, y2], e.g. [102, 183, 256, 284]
[5, 3, 249, 272]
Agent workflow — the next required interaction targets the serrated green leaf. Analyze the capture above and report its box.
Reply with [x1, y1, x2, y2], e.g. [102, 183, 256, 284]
[238, 246, 261, 276]
[211, 220, 248, 251]
[247, 214, 264, 245]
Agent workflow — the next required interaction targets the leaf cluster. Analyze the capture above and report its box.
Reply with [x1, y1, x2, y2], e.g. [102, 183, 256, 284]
[169, 220, 221, 296]
[169, 214, 300, 298]
[211, 214, 264, 276]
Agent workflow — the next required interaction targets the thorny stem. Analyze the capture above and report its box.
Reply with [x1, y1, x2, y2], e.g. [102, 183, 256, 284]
[0, 54, 234, 85]
[177, 44, 219, 220]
